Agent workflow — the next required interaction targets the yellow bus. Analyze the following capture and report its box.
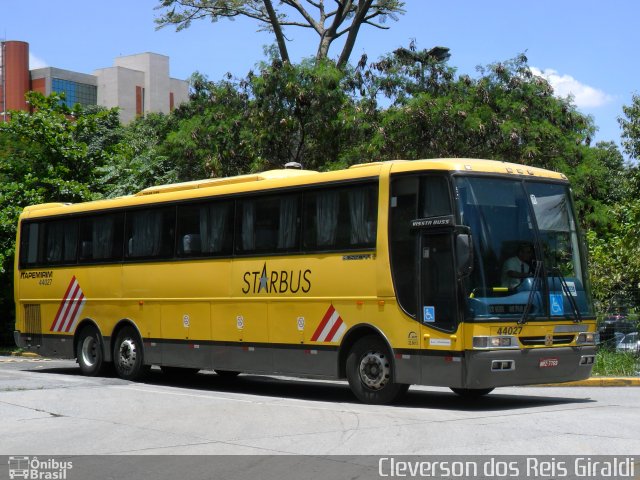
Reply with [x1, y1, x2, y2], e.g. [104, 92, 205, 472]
[14, 159, 598, 404]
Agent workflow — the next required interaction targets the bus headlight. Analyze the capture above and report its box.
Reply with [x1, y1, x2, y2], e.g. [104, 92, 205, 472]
[576, 332, 599, 345]
[473, 336, 519, 349]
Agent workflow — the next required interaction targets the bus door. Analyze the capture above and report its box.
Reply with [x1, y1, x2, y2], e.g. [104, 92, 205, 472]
[416, 220, 472, 387]
[418, 228, 458, 333]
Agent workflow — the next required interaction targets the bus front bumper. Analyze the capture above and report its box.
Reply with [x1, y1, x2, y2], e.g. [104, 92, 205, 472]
[461, 346, 597, 389]
[407, 346, 597, 389]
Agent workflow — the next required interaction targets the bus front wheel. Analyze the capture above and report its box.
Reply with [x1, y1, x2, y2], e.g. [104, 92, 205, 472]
[76, 327, 108, 376]
[346, 334, 409, 404]
[113, 326, 150, 381]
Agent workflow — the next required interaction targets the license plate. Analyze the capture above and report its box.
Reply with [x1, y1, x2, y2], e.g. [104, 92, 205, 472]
[539, 358, 559, 368]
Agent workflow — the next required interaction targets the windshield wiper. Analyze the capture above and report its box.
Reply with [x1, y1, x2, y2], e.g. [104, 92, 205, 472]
[518, 260, 542, 325]
[551, 267, 582, 323]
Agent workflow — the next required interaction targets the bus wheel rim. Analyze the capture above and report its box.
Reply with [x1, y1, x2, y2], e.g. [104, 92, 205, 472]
[118, 339, 138, 371]
[81, 336, 98, 367]
[358, 351, 390, 390]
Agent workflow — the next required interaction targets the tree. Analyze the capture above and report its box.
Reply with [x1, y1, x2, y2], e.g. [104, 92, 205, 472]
[154, 0, 405, 68]
[619, 93, 640, 161]
[247, 57, 353, 170]
[98, 112, 178, 197]
[587, 196, 640, 309]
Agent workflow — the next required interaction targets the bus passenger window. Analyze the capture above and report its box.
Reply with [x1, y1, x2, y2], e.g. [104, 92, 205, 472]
[303, 183, 377, 251]
[177, 201, 233, 257]
[125, 208, 175, 259]
[236, 193, 300, 255]
[78, 213, 124, 262]
[44, 219, 78, 264]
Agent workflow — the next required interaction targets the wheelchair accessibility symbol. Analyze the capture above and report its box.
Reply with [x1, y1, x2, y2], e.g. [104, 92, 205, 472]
[424, 306, 435, 323]
[550, 294, 564, 316]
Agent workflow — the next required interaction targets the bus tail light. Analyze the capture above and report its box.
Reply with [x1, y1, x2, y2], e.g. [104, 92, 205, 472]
[473, 336, 519, 349]
[576, 332, 599, 345]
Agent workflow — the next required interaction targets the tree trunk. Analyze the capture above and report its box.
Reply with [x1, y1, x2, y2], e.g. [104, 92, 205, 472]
[263, 0, 290, 63]
[337, 0, 373, 69]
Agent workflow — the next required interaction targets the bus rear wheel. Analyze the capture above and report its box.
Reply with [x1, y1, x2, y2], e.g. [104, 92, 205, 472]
[113, 326, 150, 381]
[76, 327, 108, 376]
[346, 334, 409, 404]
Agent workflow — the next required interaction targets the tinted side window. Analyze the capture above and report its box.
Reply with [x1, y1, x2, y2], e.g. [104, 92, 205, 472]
[79, 213, 124, 262]
[20, 222, 41, 268]
[236, 193, 301, 255]
[303, 183, 378, 251]
[389, 177, 419, 316]
[43, 219, 78, 265]
[125, 207, 176, 259]
[177, 201, 234, 257]
[421, 176, 452, 217]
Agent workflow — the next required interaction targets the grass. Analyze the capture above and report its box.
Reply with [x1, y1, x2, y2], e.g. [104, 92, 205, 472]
[593, 349, 639, 377]
[0, 346, 21, 356]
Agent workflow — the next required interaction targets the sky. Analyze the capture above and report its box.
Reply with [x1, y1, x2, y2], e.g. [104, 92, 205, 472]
[2, 0, 639, 156]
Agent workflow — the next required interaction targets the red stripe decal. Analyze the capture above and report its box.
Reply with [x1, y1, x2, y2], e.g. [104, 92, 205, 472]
[325, 316, 343, 342]
[63, 293, 85, 332]
[311, 304, 335, 341]
[59, 283, 82, 332]
[50, 276, 76, 331]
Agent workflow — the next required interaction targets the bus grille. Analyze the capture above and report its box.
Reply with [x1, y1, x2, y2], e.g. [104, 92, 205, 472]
[23, 304, 42, 346]
[520, 335, 575, 346]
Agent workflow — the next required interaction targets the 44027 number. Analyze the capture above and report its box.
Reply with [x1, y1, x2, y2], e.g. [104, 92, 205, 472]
[495, 326, 523, 335]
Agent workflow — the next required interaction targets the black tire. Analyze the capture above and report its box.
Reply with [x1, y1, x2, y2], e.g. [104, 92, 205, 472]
[76, 326, 108, 376]
[346, 334, 409, 404]
[161, 366, 200, 378]
[214, 370, 240, 379]
[113, 326, 150, 381]
[450, 387, 495, 399]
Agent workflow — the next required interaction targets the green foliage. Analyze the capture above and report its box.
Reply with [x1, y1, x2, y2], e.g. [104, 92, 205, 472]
[619, 93, 640, 161]
[587, 194, 640, 308]
[248, 58, 353, 170]
[593, 349, 638, 377]
[367, 52, 594, 168]
[98, 113, 178, 197]
[161, 72, 257, 178]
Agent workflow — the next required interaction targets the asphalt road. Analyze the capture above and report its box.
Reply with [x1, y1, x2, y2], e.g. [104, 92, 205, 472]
[1, 356, 638, 456]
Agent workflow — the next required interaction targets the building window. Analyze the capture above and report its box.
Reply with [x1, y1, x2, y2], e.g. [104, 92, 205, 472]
[136, 86, 145, 116]
[51, 78, 97, 107]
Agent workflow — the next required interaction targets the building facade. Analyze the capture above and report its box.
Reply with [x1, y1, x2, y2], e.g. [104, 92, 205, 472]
[0, 40, 189, 123]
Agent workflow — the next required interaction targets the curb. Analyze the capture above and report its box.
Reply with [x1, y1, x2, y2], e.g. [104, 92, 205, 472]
[10, 351, 40, 358]
[546, 377, 640, 387]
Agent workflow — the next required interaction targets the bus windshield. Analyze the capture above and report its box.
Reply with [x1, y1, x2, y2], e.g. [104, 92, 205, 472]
[455, 176, 594, 321]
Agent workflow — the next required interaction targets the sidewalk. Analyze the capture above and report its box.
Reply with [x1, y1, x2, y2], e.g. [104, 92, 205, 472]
[554, 377, 640, 387]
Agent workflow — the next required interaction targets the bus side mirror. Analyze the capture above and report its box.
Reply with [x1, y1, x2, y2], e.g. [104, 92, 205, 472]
[456, 233, 473, 278]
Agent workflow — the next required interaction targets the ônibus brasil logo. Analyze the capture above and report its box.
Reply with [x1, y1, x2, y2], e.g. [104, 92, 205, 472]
[8, 456, 73, 479]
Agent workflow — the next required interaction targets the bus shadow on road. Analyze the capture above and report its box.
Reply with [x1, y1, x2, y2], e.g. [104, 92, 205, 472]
[27, 365, 596, 411]
[140, 369, 596, 412]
